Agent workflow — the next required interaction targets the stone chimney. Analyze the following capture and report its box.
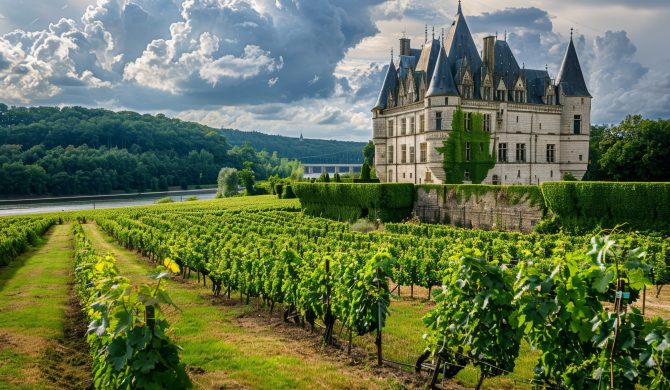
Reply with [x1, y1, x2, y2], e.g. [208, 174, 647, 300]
[399, 37, 411, 57]
[483, 36, 495, 74]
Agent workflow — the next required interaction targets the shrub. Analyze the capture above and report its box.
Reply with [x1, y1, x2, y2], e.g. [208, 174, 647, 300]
[293, 183, 414, 222]
[156, 196, 173, 204]
[216, 167, 239, 198]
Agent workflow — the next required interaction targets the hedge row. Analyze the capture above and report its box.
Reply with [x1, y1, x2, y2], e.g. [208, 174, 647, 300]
[541, 182, 670, 231]
[292, 183, 414, 222]
[294, 182, 670, 232]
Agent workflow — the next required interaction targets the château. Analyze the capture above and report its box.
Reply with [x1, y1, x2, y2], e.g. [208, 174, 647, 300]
[371, 1, 591, 184]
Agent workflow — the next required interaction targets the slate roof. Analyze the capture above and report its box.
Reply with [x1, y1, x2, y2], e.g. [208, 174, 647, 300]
[444, 4, 483, 98]
[415, 39, 441, 83]
[426, 43, 459, 97]
[398, 55, 417, 79]
[556, 38, 591, 97]
[373, 60, 398, 110]
[523, 69, 552, 104]
[372, 2, 589, 110]
[493, 40, 520, 97]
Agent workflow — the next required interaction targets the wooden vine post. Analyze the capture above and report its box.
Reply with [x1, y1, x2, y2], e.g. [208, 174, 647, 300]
[376, 266, 383, 366]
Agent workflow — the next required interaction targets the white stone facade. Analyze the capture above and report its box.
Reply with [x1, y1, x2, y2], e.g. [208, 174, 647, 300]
[371, 4, 591, 185]
[373, 97, 591, 185]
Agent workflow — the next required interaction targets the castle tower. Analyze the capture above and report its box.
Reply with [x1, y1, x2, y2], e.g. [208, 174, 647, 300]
[556, 30, 591, 179]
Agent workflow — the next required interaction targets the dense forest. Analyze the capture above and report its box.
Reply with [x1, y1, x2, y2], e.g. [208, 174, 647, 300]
[220, 128, 366, 164]
[586, 116, 670, 181]
[0, 105, 299, 197]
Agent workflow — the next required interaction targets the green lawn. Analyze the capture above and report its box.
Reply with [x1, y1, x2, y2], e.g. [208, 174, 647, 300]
[82, 223, 399, 390]
[0, 224, 87, 390]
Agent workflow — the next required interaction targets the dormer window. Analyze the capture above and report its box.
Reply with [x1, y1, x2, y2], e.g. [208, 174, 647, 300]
[483, 86, 493, 100]
[496, 80, 507, 101]
[514, 90, 526, 103]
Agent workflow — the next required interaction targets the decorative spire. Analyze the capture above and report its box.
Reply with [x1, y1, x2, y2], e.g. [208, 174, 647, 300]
[570, 27, 574, 40]
[457, 0, 462, 15]
[391, 47, 394, 62]
[432, 26, 435, 40]
[504, 30, 507, 41]
[425, 24, 428, 43]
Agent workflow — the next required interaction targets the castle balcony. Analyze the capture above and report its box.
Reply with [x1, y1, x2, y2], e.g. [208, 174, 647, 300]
[461, 99, 499, 110]
[507, 102, 562, 114]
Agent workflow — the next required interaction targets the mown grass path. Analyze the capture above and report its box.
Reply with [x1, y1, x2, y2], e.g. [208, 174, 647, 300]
[0, 224, 89, 390]
[81, 222, 401, 390]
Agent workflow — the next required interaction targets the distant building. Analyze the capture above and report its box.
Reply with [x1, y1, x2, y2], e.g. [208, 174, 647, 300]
[371, 2, 591, 185]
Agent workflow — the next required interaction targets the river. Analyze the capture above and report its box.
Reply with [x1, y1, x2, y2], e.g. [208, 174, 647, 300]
[0, 189, 218, 216]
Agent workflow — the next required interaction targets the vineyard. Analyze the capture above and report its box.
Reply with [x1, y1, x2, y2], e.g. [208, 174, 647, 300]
[0, 195, 669, 389]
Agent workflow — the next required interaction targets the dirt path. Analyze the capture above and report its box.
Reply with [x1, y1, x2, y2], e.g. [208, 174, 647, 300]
[81, 222, 421, 390]
[0, 224, 90, 390]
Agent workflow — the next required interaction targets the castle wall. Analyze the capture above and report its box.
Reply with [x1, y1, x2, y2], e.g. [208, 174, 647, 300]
[413, 187, 544, 233]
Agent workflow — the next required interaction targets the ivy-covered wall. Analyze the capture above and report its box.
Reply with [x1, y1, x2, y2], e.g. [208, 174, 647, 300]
[414, 184, 544, 232]
[437, 108, 495, 184]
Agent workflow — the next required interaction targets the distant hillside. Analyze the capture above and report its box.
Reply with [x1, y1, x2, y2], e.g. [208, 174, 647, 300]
[220, 128, 366, 164]
[0, 105, 299, 197]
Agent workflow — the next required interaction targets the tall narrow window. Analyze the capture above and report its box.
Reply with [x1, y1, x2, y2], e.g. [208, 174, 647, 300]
[435, 112, 442, 130]
[401, 118, 407, 135]
[516, 143, 526, 162]
[464, 169, 471, 181]
[387, 120, 394, 137]
[388, 145, 394, 164]
[498, 143, 507, 162]
[410, 117, 415, 134]
[573, 115, 582, 135]
[419, 114, 425, 133]
[483, 114, 491, 132]
[492, 175, 500, 185]
[401, 144, 407, 164]
[546, 144, 556, 163]
[420, 143, 427, 163]
[464, 112, 472, 131]
[465, 142, 471, 162]
[409, 146, 415, 163]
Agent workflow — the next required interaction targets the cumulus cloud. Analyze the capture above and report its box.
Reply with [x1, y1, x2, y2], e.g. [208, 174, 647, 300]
[0, 0, 668, 140]
[589, 30, 669, 121]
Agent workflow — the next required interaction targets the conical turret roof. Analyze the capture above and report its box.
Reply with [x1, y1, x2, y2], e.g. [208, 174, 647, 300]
[373, 60, 398, 110]
[426, 43, 459, 97]
[443, 3, 483, 97]
[556, 37, 590, 97]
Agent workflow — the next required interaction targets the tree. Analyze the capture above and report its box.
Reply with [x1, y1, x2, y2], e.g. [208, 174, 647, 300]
[362, 140, 375, 166]
[318, 172, 330, 183]
[216, 167, 239, 198]
[239, 162, 256, 194]
[360, 162, 371, 181]
[592, 116, 670, 182]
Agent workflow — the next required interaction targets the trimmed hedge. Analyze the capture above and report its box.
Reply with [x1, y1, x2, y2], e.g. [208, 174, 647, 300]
[541, 182, 670, 231]
[293, 183, 414, 222]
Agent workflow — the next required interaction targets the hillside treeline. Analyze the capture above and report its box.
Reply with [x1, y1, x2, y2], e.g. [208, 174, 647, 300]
[0, 105, 298, 196]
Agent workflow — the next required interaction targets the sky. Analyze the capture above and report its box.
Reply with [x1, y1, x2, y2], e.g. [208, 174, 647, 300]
[0, 0, 668, 141]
